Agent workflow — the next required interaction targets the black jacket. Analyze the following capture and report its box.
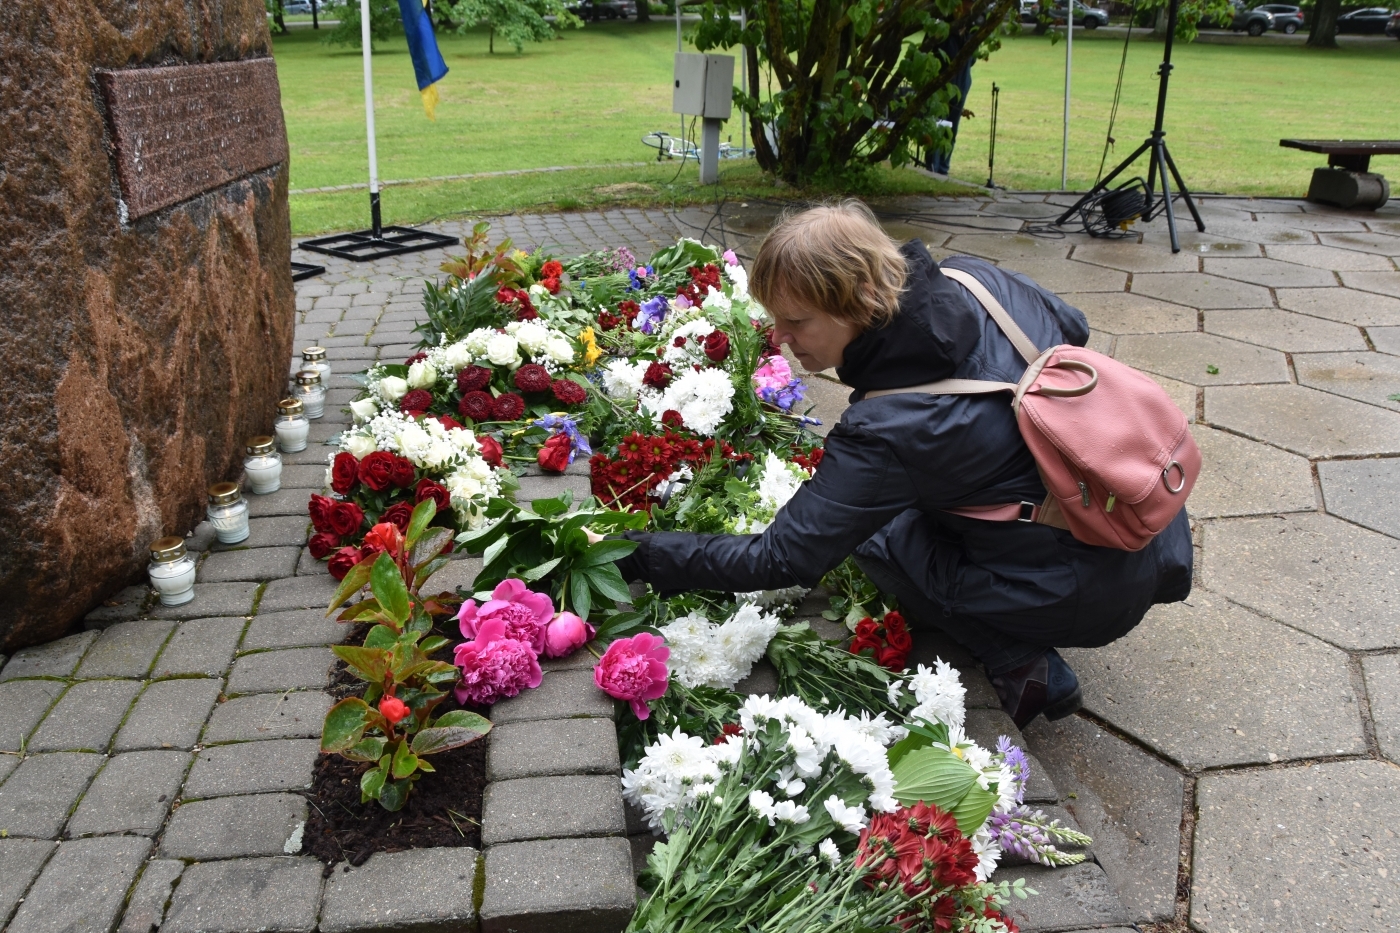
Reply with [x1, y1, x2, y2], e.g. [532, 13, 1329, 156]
[619, 244, 1193, 630]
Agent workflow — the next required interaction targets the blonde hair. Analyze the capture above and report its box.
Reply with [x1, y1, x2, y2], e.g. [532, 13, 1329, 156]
[749, 200, 907, 330]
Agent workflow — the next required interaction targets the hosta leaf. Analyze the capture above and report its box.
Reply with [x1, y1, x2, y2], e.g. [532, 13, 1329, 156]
[891, 746, 979, 811]
[950, 782, 998, 837]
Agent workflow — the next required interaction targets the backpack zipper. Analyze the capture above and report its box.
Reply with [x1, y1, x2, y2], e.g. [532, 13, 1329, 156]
[1078, 481, 1090, 508]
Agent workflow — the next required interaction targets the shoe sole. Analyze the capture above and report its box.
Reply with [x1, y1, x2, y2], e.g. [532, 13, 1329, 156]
[1043, 685, 1083, 721]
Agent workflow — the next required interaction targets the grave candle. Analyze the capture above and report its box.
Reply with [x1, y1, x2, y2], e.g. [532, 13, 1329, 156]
[302, 346, 333, 385]
[294, 370, 325, 419]
[207, 482, 249, 544]
[275, 398, 309, 452]
[148, 536, 196, 606]
[243, 436, 282, 494]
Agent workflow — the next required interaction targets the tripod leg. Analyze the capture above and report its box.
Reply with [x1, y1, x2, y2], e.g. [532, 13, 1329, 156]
[1155, 140, 1181, 253]
[1161, 143, 1206, 232]
[1054, 139, 1154, 226]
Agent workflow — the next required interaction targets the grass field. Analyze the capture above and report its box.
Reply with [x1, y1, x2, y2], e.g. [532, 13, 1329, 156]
[272, 23, 1400, 232]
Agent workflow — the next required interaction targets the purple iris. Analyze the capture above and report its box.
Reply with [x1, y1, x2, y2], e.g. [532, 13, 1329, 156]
[635, 295, 669, 335]
[534, 414, 592, 463]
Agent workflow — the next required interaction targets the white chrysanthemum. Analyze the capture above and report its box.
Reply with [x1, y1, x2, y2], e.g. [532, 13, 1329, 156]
[701, 289, 732, 314]
[377, 375, 409, 403]
[818, 838, 841, 869]
[602, 359, 648, 399]
[908, 660, 967, 729]
[771, 800, 809, 824]
[660, 604, 777, 690]
[972, 826, 1002, 882]
[485, 333, 520, 368]
[823, 795, 868, 834]
[749, 790, 776, 824]
[725, 261, 750, 301]
[660, 367, 734, 435]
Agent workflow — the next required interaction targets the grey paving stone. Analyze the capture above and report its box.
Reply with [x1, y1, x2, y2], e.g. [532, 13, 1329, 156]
[1318, 457, 1400, 539]
[1203, 257, 1338, 288]
[1132, 272, 1272, 310]
[161, 857, 324, 933]
[281, 463, 332, 488]
[7, 836, 151, 933]
[153, 616, 246, 677]
[242, 608, 352, 650]
[1114, 332, 1289, 386]
[487, 718, 620, 782]
[1004, 259, 1129, 294]
[0, 752, 104, 839]
[482, 775, 627, 846]
[481, 836, 635, 933]
[203, 690, 332, 743]
[1024, 715, 1184, 923]
[996, 862, 1130, 932]
[1205, 512, 1400, 650]
[905, 628, 1002, 709]
[1268, 243, 1396, 271]
[1317, 229, 1400, 255]
[1070, 239, 1200, 273]
[258, 574, 341, 613]
[116, 678, 223, 752]
[1276, 286, 1400, 326]
[0, 755, 15, 785]
[74, 620, 175, 679]
[28, 679, 143, 753]
[227, 647, 334, 695]
[0, 679, 66, 752]
[1294, 349, 1400, 411]
[0, 839, 55, 926]
[1341, 270, 1400, 298]
[963, 708, 1058, 804]
[198, 546, 302, 583]
[66, 750, 189, 837]
[490, 669, 614, 723]
[944, 233, 1071, 262]
[423, 556, 484, 594]
[1187, 425, 1315, 518]
[160, 793, 307, 860]
[1373, 325, 1400, 355]
[148, 582, 259, 620]
[184, 740, 320, 798]
[84, 585, 153, 626]
[1362, 653, 1400, 763]
[320, 848, 481, 933]
[0, 631, 99, 682]
[244, 488, 318, 520]
[296, 546, 330, 576]
[1204, 308, 1367, 352]
[1205, 384, 1400, 457]
[118, 859, 184, 933]
[1065, 592, 1364, 769]
[1192, 760, 1400, 933]
[215, 515, 314, 548]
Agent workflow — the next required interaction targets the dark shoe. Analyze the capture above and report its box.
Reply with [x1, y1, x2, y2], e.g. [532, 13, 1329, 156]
[989, 649, 1082, 730]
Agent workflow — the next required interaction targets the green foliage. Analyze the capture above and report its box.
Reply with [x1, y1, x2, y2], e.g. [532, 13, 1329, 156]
[440, 0, 583, 52]
[820, 557, 888, 629]
[325, 0, 402, 48]
[891, 745, 996, 836]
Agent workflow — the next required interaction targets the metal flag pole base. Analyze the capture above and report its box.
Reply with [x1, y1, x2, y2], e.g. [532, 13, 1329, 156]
[299, 192, 458, 262]
[1054, 0, 1204, 253]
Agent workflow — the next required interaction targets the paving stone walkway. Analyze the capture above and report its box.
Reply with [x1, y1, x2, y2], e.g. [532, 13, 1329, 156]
[1, 196, 1397, 932]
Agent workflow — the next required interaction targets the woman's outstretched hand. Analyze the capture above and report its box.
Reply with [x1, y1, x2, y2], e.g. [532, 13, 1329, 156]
[583, 527, 605, 545]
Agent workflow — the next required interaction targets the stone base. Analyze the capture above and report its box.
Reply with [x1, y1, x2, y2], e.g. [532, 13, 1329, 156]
[1306, 167, 1390, 210]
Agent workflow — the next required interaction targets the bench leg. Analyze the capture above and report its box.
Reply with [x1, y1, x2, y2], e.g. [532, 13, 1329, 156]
[1307, 167, 1390, 210]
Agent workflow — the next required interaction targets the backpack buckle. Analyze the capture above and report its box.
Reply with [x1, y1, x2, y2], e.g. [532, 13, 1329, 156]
[1017, 501, 1038, 522]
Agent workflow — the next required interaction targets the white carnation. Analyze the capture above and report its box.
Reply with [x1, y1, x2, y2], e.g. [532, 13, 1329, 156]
[602, 359, 648, 400]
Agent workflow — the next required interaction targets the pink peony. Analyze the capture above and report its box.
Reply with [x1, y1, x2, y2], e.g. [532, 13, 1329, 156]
[752, 354, 793, 392]
[452, 618, 543, 706]
[457, 578, 553, 655]
[542, 612, 595, 659]
[722, 249, 739, 266]
[593, 633, 670, 720]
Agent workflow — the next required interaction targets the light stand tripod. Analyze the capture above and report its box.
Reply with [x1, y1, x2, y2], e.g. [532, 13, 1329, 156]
[1055, 0, 1204, 253]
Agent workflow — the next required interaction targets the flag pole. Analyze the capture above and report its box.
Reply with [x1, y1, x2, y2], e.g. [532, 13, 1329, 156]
[361, 0, 382, 238]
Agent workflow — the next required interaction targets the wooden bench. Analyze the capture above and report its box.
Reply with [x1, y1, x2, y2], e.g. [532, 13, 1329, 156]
[1279, 139, 1399, 209]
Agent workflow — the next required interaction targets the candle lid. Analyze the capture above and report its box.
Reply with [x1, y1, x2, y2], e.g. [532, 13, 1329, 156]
[246, 436, 277, 456]
[208, 481, 243, 505]
[150, 536, 187, 562]
[295, 370, 322, 387]
[277, 397, 305, 416]
[302, 346, 327, 362]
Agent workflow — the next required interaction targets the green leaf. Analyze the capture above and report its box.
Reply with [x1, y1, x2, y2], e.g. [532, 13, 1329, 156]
[584, 562, 633, 603]
[364, 625, 398, 650]
[405, 498, 437, 547]
[370, 552, 411, 626]
[577, 539, 637, 568]
[391, 738, 419, 780]
[950, 782, 998, 837]
[413, 555, 452, 590]
[481, 533, 511, 570]
[360, 761, 388, 802]
[419, 635, 450, 655]
[378, 777, 411, 811]
[412, 712, 492, 755]
[519, 556, 564, 583]
[330, 645, 391, 683]
[891, 746, 979, 811]
[321, 697, 371, 753]
[343, 735, 386, 762]
[327, 559, 374, 616]
[411, 527, 454, 569]
[570, 571, 592, 620]
[531, 492, 573, 517]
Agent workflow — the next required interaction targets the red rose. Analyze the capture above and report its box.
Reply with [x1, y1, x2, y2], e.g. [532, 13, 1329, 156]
[541, 260, 564, 279]
[854, 617, 879, 639]
[358, 451, 397, 492]
[331, 453, 359, 495]
[541, 277, 560, 295]
[478, 435, 503, 467]
[459, 390, 494, 422]
[551, 378, 586, 406]
[850, 635, 881, 655]
[381, 501, 415, 533]
[495, 285, 518, 305]
[661, 410, 683, 429]
[379, 695, 410, 726]
[457, 366, 493, 394]
[308, 531, 341, 559]
[491, 392, 525, 421]
[537, 433, 571, 473]
[329, 500, 365, 537]
[308, 493, 337, 533]
[404, 352, 428, 365]
[415, 478, 451, 513]
[643, 362, 673, 389]
[883, 611, 913, 653]
[328, 546, 362, 581]
[703, 330, 731, 362]
[389, 456, 416, 489]
[434, 414, 465, 431]
[877, 646, 908, 672]
[513, 363, 552, 394]
[399, 389, 433, 414]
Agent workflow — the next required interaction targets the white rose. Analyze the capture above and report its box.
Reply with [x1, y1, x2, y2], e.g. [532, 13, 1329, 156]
[349, 397, 379, 423]
[528, 283, 549, 300]
[344, 433, 378, 459]
[545, 337, 575, 364]
[377, 375, 409, 402]
[407, 360, 437, 389]
[485, 334, 520, 368]
[510, 321, 550, 354]
[442, 341, 474, 372]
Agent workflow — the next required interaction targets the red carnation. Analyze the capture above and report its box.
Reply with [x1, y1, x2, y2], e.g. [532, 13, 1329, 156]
[415, 478, 451, 513]
[381, 501, 415, 533]
[478, 435, 503, 467]
[308, 493, 337, 533]
[404, 352, 428, 365]
[703, 330, 730, 362]
[379, 695, 410, 727]
[399, 389, 433, 414]
[661, 410, 684, 429]
[618, 299, 640, 325]
[491, 392, 526, 421]
[457, 365, 493, 393]
[330, 453, 359, 495]
[308, 531, 341, 560]
[459, 391, 495, 422]
[643, 362, 673, 389]
[389, 456, 416, 489]
[537, 433, 571, 473]
[714, 722, 743, 744]
[329, 500, 365, 538]
[541, 260, 564, 279]
[513, 363, 552, 394]
[551, 378, 587, 406]
[328, 546, 362, 581]
[358, 451, 397, 492]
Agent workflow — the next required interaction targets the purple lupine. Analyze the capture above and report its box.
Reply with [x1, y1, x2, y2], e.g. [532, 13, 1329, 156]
[987, 804, 1091, 867]
[997, 735, 1031, 805]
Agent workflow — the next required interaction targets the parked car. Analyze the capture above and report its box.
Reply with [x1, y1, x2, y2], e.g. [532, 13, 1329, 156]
[1388, 10, 1400, 37]
[1230, 3, 1275, 35]
[1255, 3, 1304, 32]
[1020, 0, 1041, 23]
[283, 0, 315, 13]
[1337, 7, 1394, 33]
[1047, 0, 1110, 28]
[568, 0, 630, 19]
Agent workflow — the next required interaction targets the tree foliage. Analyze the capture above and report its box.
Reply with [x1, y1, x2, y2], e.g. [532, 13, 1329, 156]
[326, 0, 403, 48]
[441, 0, 583, 52]
[692, 0, 1019, 186]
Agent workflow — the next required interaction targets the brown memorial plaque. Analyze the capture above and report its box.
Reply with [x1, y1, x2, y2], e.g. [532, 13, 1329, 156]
[98, 59, 289, 220]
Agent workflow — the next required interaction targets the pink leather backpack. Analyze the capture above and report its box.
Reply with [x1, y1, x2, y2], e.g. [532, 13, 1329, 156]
[865, 267, 1200, 551]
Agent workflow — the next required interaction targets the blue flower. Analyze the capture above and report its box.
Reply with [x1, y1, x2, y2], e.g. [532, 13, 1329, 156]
[635, 296, 669, 335]
[758, 379, 807, 412]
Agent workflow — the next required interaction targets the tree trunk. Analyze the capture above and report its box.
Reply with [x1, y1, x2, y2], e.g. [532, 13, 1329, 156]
[490, 27, 495, 53]
[1307, 0, 1340, 47]
[636, 0, 650, 23]
[311, 0, 319, 29]
[1152, 5, 1168, 37]
[272, 0, 287, 33]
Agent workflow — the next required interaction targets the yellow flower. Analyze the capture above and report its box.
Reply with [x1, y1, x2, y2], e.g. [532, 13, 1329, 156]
[579, 326, 602, 368]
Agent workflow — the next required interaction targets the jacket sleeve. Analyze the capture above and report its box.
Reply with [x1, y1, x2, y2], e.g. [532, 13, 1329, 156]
[617, 424, 919, 593]
[1007, 271, 1091, 348]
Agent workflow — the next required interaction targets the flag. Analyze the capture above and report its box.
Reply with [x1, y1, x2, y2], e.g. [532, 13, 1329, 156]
[398, 0, 449, 120]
